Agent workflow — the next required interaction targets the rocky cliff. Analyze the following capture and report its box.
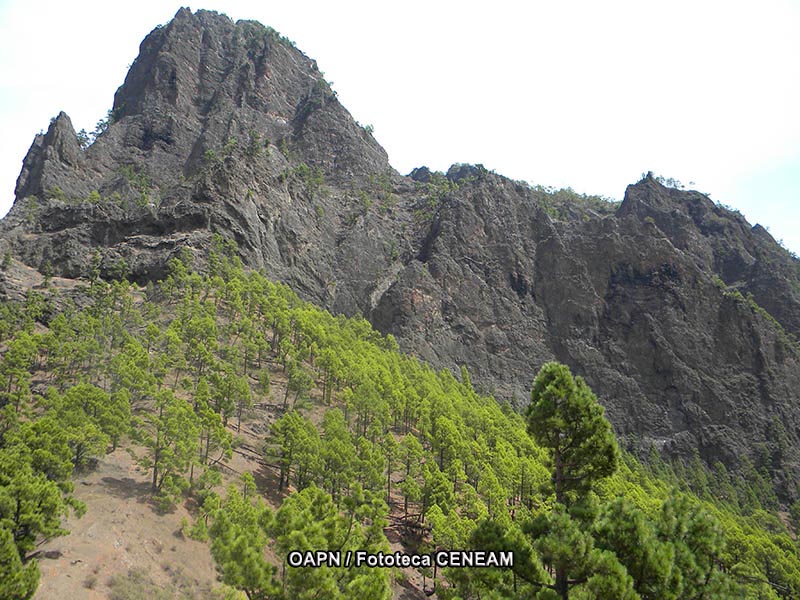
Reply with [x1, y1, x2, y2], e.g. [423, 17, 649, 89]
[3, 8, 800, 497]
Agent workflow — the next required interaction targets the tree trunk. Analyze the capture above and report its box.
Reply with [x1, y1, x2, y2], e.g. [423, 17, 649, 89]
[556, 566, 568, 599]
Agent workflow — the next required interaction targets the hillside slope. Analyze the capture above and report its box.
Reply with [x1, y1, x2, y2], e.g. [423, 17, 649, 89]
[2, 254, 799, 598]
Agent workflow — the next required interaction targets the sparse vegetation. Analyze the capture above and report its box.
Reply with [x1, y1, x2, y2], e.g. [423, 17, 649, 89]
[246, 130, 264, 157]
[47, 186, 66, 201]
[357, 189, 372, 211]
[119, 165, 155, 209]
[533, 184, 619, 221]
[712, 275, 800, 354]
[76, 108, 116, 150]
[107, 568, 196, 600]
[222, 137, 238, 157]
[203, 149, 219, 165]
[294, 162, 324, 197]
[278, 138, 291, 159]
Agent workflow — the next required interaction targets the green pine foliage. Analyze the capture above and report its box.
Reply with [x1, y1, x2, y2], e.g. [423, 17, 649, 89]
[0, 237, 799, 599]
[0, 527, 39, 600]
[526, 362, 619, 505]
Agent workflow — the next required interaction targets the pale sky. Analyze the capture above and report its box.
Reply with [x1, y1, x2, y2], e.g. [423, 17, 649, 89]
[1, 1, 798, 253]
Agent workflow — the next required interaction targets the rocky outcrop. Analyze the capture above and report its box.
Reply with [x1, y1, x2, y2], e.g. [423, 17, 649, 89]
[1, 8, 397, 291]
[374, 171, 800, 493]
[2, 9, 800, 498]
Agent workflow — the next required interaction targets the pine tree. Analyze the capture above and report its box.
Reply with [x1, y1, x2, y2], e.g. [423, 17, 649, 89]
[209, 486, 277, 600]
[319, 409, 355, 501]
[283, 361, 314, 410]
[0, 445, 83, 558]
[0, 527, 39, 600]
[526, 362, 618, 506]
[524, 362, 620, 599]
[656, 493, 740, 599]
[194, 378, 231, 466]
[269, 411, 320, 492]
[271, 485, 392, 599]
[398, 433, 424, 517]
[594, 497, 675, 599]
[136, 389, 200, 496]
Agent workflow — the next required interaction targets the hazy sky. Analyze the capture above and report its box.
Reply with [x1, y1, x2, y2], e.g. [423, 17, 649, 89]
[1, 1, 798, 252]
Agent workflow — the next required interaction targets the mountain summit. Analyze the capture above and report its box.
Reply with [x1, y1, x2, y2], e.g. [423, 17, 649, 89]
[2, 8, 799, 497]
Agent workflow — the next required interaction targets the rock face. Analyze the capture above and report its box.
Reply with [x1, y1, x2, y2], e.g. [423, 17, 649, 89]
[2, 9, 800, 497]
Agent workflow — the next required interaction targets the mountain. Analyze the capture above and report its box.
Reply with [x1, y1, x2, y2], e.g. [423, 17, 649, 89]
[2, 7, 800, 499]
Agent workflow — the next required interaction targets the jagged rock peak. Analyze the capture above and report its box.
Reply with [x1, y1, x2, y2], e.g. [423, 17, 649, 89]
[43, 112, 82, 166]
[113, 9, 312, 119]
[1, 7, 398, 284]
[619, 173, 713, 214]
[409, 166, 433, 182]
[99, 7, 390, 184]
[15, 111, 84, 201]
[446, 163, 489, 183]
[408, 163, 490, 185]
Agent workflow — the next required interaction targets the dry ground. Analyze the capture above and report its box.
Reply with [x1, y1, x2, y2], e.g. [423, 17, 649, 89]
[32, 448, 218, 599]
[31, 395, 432, 599]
